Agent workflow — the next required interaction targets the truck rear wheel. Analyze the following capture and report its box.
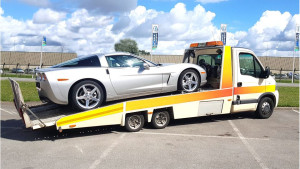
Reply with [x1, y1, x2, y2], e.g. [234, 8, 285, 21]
[151, 111, 170, 129]
[125, 114, 144, 132]
[256, 97, 274, 119]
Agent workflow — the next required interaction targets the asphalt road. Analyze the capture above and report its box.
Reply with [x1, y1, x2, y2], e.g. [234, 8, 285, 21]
[1, 102, 299, 169]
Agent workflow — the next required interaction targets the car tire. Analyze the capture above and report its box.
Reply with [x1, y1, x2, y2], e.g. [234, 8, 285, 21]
[70, 80, 104, 111]
[178, 69, 200, 92]
[125, 114, 144, 132]
[255, 97, 274, 119]
[151, 111, 170, 129]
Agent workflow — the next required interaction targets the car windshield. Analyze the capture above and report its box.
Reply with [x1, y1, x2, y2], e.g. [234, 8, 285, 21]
[52, 55, 101, 68]
[134, 55, 158, 66]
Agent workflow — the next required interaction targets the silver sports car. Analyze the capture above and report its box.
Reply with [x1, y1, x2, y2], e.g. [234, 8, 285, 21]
[36, 53, 207, 111]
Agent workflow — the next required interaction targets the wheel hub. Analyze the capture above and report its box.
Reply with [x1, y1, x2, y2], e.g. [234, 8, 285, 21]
[129, 116, 141, 129]
[182, 72, 198, 92]
[262, 102, 271, 115]
[76, 84, 101, 109]
[155, 113, 167, 126]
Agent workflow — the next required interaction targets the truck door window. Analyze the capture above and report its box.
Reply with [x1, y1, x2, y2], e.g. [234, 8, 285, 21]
[239, 53, 263, 78]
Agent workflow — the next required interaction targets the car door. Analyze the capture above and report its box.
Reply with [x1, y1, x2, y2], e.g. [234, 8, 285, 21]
[232, 48, 267, 112]
[106, 55, 162, 96]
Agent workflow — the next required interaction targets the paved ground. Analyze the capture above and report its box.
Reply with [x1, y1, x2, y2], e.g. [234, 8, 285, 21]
[277, 83, 299, 87]
[1, 102, 299, 169]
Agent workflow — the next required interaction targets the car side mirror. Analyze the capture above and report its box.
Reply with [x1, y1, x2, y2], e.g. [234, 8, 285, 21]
[143, 63, 150, 70]
[262, 66, 270, 79]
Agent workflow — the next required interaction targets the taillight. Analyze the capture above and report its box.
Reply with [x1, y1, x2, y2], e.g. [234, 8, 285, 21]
[36, 73, 42, 81]
[42, 73, 47, 81]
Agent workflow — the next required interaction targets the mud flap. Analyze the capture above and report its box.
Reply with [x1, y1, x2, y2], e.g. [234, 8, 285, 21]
[9, 78, 33, 128]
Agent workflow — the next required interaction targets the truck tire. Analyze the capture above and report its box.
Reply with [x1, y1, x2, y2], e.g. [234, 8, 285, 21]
[178, 69, 200, 92]
[256, 97, 274, 119]
[125, 114, 144, 132]
[151, 111, 170, 129]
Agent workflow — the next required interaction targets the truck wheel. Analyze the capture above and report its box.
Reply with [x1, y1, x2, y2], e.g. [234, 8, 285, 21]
[178, 69, 200, 92]
[70, 80, 104, 111]
[151, 111, 170, 129]
[125, 114, 144, 132]
[256, 97, 274, 119]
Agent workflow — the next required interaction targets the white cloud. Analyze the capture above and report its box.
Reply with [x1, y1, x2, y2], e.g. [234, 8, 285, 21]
[195, 0, 228, 4]
[0, 7, 4, 15]
[33, 8, 66, 24]
[0, 4, 299, 57]
[119, 3, 219, 54]
[235, 11, 299, 56]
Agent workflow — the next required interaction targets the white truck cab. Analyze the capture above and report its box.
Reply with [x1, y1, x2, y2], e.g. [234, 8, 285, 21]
[183, 41, 278, 117]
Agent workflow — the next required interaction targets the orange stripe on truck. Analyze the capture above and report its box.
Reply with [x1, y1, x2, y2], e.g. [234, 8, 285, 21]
[126, 88, 233, 111]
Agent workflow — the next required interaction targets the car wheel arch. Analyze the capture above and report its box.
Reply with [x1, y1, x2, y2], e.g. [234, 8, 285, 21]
[68, 78, 107, 104]
[258, 92, 276, 106]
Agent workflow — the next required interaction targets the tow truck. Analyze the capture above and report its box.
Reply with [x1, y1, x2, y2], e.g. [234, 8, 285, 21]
[9, 41, 278, 132]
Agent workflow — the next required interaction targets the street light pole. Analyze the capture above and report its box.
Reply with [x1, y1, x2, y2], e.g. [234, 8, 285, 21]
[292, 51, 295, 83]
[40, 44, 43, 68]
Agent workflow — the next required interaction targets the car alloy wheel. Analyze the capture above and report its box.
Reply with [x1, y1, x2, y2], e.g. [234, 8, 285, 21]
[181, 71, 199, 92]
[75, 84, 101, 109]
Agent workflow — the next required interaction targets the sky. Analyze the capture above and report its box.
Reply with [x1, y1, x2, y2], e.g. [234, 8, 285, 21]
[0, 0, 299, 56]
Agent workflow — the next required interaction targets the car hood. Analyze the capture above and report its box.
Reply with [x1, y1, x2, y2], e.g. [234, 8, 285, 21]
[36, 68, 66, 73]
[159, 63, 176, 66]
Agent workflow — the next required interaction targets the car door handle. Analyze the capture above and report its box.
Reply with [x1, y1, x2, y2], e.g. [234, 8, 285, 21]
[237, 82, 242, 87]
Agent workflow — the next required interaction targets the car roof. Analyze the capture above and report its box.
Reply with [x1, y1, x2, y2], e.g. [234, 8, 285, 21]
[77, 52, 132, 59]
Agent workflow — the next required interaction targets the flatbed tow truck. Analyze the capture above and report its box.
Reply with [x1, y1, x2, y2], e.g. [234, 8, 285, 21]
[9, 42, 279, 132]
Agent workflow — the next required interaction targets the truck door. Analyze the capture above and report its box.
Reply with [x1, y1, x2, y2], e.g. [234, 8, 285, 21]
[232, 48, 267, 112]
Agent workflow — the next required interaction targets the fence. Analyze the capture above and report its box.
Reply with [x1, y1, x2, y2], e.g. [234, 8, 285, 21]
[0, 51, 76, 69]
[0, 51, 299, 73]
[141, 55, 299, 73]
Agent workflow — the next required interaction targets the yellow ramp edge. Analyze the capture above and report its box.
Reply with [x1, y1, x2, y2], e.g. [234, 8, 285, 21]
[56, 103, 123, 127]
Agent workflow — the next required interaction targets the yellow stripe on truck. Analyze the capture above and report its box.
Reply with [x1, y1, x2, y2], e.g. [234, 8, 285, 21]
[266, 85, 276, 92]
[126, 88, 233, 111]
[234, 85, 276, 95]
[56, 103, 123, 127]
[221, 46, 233, 89]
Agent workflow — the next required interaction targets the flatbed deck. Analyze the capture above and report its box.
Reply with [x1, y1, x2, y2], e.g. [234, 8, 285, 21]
[28, 104, 78, 129]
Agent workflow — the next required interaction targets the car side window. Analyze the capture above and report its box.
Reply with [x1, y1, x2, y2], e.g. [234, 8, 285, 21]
[239, 53, 263, 78]
[106, 55, 145, 68]
[52, 55, 100, 68]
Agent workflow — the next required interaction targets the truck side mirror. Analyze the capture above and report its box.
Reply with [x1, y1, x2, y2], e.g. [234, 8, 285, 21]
[263, 66, 270, 78]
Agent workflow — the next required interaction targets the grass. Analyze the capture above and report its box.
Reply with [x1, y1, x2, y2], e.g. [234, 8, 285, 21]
[0, 80, 299, 107]
[1, 80, 40, 102]
[277, 87, 299, 107]
[276, 79, 299, 83]
[1, 73, 36, 79]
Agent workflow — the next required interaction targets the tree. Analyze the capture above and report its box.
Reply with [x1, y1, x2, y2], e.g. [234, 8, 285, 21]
[139, 50, 150, 56]
[114, 38, 139, 55]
